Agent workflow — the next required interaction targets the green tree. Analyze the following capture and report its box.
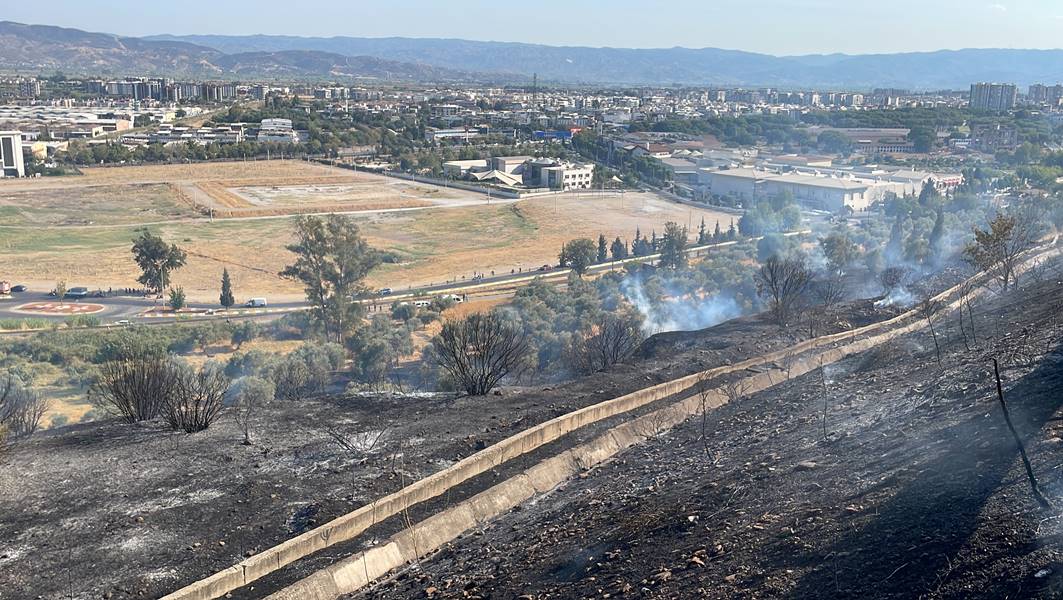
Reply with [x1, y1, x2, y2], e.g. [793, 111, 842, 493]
[219, 268, 235, 310]
[231, 320, 261, 350]
[963, 212, 1037, 290]
[281, 215, 380, 344]
[820, 230, 859, 273]
[908, 126, 935, 153]
[610, 236, 628, 261]
[561, 238, 598, 277]
[657, 221, 689, 269]
[928, 206, 946, 257]
[597, 234, 608, 263]
[168, 287, 186, 311]
[132, 231, 187, 295]
[698, 217, 708, 244]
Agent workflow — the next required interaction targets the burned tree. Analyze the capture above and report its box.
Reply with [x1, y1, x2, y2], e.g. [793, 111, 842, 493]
[756, 255, 812, 325]
[879, 266, 910, 293]
[919, 295, 943, 365]
[569, 312, 644, 374]
[432, 311, 529, 396]
[809, 274, 847, 338]
[964, 212, 1037, 291]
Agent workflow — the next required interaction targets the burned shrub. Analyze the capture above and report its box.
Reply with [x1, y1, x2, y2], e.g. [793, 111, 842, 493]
[0, 372, 48, 440]
[164, 364, 230, 434]
[89, 354, 180, 423]
[568, 312, 644, 374]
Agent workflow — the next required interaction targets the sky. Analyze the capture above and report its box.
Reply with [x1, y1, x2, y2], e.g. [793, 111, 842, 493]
[5, 0, 1063, 55]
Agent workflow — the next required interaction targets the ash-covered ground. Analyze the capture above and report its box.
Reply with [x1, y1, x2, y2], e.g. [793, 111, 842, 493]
[0, 291, 886, 599]
[358, 269, 1063, 599]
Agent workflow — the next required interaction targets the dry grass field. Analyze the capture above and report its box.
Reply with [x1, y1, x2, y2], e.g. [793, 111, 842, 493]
[0, 160, 736, 302]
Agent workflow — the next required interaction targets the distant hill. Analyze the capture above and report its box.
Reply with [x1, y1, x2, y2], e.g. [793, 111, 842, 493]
[145, 33, 1063, 89]
[4, 21, 1062, 88]
[0, 21, 480, 82]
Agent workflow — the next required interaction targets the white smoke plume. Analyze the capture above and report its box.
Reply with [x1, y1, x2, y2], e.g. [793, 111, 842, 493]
[621, 274, 743, 335]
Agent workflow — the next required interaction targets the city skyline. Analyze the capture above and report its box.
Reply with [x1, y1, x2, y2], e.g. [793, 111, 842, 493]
[4, 0, 1063, 56]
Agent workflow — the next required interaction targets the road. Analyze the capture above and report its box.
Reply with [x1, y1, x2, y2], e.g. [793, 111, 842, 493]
[0, 230, 810, 333]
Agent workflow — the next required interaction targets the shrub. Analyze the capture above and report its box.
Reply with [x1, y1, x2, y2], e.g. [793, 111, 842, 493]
[64, 315, 101, 329]
[230, 376, 275, 445]
[272, 343, 344, 400]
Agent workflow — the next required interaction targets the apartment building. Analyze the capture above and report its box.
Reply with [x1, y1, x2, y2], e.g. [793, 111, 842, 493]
[969, 82, 1017, 112]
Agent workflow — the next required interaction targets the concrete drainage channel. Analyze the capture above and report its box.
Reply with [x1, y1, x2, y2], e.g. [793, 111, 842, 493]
[165, 245, 1060, 600]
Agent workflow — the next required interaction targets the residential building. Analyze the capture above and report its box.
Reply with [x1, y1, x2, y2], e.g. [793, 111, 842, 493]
[969, 82, 1017, 112]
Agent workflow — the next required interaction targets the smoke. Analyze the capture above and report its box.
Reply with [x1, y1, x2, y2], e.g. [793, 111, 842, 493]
[874, 286, 914, 309]
[621, 274, 743, 335]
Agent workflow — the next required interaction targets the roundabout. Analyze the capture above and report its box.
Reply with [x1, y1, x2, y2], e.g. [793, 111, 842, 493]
[13, 302, 107, 316]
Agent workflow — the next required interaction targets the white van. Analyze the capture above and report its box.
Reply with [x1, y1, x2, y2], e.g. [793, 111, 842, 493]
[245, 298, 268, 308]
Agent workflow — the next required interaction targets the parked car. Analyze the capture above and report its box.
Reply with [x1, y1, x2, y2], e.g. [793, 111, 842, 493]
[245, 298, 268, 308]
[538, 264, 553, 272]
[378, 287, 393, 296]
[10, 285, 27, 293]
[64, 287, 89, 300]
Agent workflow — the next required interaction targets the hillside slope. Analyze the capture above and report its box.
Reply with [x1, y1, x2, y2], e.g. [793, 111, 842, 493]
[362, 267, 1063, 599]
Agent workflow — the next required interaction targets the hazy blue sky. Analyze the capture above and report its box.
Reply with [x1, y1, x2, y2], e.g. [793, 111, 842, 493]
[6, 0, 1063, 55]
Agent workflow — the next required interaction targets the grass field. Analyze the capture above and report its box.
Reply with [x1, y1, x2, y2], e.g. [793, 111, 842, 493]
[0, 188, 736, 302]
[0, 161, 737, 302]
[0, 183, 197, 227]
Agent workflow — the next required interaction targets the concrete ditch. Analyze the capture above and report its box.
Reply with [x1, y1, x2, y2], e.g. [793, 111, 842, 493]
[166, 243, 1060, 600]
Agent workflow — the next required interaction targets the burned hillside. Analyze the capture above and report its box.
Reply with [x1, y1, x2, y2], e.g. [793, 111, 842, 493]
[359, 258, 1063, 600]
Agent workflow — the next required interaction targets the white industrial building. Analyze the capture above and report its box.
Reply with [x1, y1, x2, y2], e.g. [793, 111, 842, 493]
[703, 165, 957, 212]
[256, 118, 298, 143]
[0, 131, 25, 178]
[442, 155, 595, 190]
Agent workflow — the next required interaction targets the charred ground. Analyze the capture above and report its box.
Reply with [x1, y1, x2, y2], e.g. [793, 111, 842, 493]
[359, 263, 1063, 599]
[0, 283, 896, 599]
[2, 260, 1059, 599]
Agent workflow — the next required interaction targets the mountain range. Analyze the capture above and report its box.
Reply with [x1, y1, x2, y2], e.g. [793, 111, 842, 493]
[4, 21, 1063, 89]
[0, 22, 479, 82]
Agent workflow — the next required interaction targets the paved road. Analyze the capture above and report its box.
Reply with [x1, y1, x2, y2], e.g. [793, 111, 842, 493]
[0, 231, 810, 331]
